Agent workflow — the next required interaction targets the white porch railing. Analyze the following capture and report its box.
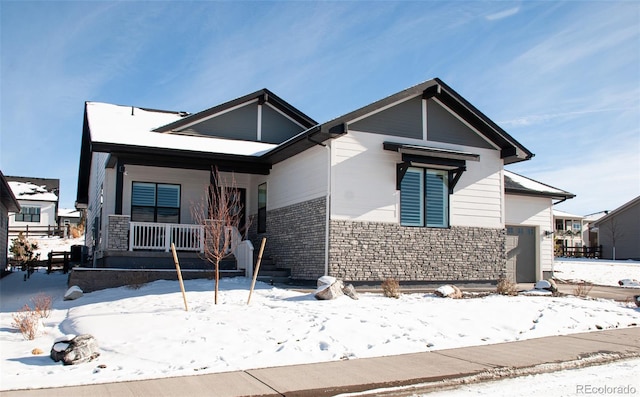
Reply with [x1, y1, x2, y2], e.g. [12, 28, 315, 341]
[128, 221, 254, 276]
[129, 222, 204, 252]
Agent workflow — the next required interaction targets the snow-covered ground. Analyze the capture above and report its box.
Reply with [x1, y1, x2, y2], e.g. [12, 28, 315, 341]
[1, 262, 639, 392]
[553, 258, 640, 287]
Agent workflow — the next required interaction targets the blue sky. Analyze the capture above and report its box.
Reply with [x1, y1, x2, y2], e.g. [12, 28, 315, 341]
[1, 1, 638, 216]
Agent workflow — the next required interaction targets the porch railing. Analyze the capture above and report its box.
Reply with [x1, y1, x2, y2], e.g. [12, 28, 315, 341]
[129, 222, 204, 252]
[128, 221, 254, 276]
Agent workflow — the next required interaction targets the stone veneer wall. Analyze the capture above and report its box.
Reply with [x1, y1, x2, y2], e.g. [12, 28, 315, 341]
[248, 196, 326, 280]
[107, 215, 130, 251]
[329, 220, 506, 282]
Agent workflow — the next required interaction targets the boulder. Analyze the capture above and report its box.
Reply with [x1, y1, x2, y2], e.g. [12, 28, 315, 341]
[634, 295, 640, 308]
[315, 279, 345, 300]
[51, 334, 100, 365]
[534, 280, 552, 290]
[64, 286, 83, 301]
[317, 276, 337, 288]
[342, 283, 359, 300]
[434, 285, 462, 299]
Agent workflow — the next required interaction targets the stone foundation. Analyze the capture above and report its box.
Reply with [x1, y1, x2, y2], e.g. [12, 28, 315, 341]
[329, 220, 506, 282]
[249, 196, 326, 280]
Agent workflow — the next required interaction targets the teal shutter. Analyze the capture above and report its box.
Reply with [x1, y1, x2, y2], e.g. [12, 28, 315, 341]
[132, 183, 156, 206]
[157, 184, 180, 208]
[400, 168, 424, 226]
[425, 170, 448, 227]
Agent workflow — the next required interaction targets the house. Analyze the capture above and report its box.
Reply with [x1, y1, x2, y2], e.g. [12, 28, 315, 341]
[503, 171, 574, 281]
[593, 196, 640, 260]
[58, 208, 83, 237]
[583, 210, 609, 248]
[76, 78, 559, 284]
[552, 209, 585, 255]
[1, 171, 21, 271]
[6, 176, 60, 238]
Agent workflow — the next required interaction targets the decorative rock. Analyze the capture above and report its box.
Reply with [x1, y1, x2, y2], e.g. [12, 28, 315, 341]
[634, 295, 640, 308]
[342, 283, 359, 300]
[434, 285, 462, 299]
[315, 279, 345, 300]
[534, 280, 552, 290]
[547, 279, 558, 293]
[619, 279, 640, 287]
[50, 334, 100, 365]
[317, 276, 337, 288]
[64, 286, 83, 301]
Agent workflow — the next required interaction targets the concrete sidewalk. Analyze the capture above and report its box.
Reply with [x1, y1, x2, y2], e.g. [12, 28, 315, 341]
[2, 327, 639, 397]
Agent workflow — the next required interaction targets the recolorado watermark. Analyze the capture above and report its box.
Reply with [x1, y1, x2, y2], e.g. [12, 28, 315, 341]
[576, 384, 637, 395]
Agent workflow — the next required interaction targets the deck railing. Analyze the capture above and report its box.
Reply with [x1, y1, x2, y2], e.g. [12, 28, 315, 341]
[128, 221, 253, 276]
[129, 222, 204, 252]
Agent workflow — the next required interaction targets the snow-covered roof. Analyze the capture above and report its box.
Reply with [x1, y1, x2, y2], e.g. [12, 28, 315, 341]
[504, 170, 574, 200]
[553, 209, 584, 219]
[583, 211, 609, 222]
[8, 181, 58, 202]
[86, 102, 277, 157]
[58, 208, 81, 218]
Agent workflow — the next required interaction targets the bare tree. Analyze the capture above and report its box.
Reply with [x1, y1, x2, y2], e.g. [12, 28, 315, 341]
[602, 217, 623, 260]
[191, 168, 245, 304]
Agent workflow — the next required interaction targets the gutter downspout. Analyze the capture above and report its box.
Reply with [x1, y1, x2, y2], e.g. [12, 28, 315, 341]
[324, 142, 331, 276]
[307, 133, 331, 276]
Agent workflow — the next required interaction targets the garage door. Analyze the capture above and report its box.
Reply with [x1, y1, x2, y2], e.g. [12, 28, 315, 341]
[506, 226, 536, 283]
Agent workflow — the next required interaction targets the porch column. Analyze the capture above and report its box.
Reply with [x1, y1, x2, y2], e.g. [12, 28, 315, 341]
[107, 215, 130, 251]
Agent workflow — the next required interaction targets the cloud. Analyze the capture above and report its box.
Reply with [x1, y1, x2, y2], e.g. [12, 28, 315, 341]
[485, 7, 520, 21]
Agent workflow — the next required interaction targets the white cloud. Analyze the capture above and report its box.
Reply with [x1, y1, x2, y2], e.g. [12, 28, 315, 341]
[485, 7, 520, 21]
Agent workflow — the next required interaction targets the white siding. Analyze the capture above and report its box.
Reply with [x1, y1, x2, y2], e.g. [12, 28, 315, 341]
[505, 194, 554, 276]
[331, 130, 504, 228]
[250, 145, 328, 213]
[8, 200, 56, 228]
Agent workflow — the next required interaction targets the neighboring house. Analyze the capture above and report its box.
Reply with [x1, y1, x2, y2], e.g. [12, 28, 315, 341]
[77, 78, 548, 284]
[6, 176, 60, 237]
[593, 196, 640, 260]
[58, 208, 82, 229]
[553, 209, 585, 254]
[503, 171, 575, 281]
[583, 210, 609, 248]
[1, 171, 21, 270]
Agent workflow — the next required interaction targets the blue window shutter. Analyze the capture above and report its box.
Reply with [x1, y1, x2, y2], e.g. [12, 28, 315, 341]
[132, 183, 156, 206]
[400, 168, 424, 226]
[157, 184, 180, 208]
[425, 170, 448, 227]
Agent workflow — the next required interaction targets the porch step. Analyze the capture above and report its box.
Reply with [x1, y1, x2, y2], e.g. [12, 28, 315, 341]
[255, 257, 291, 285]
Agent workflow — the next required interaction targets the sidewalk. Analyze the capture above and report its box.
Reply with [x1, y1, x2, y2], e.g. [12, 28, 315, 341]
[2, 327, 639, 397]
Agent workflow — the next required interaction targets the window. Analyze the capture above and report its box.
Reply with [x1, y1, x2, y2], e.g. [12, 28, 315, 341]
[15, 206, 41, 222]
[131, 182, 180, 223]
[257, 183, 267, 233]
[400, 167, 449, 227]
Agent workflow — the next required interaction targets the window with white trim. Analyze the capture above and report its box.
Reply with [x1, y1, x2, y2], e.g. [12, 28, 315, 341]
[131, 182, 180, 223]
[15, 206, 41, 222]
[400, 167, 449, 228]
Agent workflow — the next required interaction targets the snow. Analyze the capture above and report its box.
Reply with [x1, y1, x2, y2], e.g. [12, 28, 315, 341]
[7, 181, 58, 202]
[7, 236, 85, 261]
[1, 263, 639, 392]
[504, 170, 568, 195]
[553, 258, 640, 287]
[86, 102, 277, 157]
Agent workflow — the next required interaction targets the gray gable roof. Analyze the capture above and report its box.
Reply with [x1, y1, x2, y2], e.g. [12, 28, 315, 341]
[504, 170, 575, 200]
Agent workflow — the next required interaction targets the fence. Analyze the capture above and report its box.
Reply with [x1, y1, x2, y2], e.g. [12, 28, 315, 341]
[9, 225, 68, 238]
[556, 245, 602, 258]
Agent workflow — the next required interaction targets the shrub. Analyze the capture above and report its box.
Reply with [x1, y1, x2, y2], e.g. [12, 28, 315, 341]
[12, 305, 40, 340]
[381, 278, 400, 298]
[573, 281, 593, 298]
[496, 276, 518, 296]
[9, 233, 40, 265]
[31, 293, 52, 319]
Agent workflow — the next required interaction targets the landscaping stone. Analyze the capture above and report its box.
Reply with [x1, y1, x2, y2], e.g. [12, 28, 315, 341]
[64, 286, 83, 301]
[343, 283, 359, 300]
[51, 334, 100, 365]
[315, 279, 345, 300]
[434, 285, 462, 299]
[534, 280, 552, 290]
